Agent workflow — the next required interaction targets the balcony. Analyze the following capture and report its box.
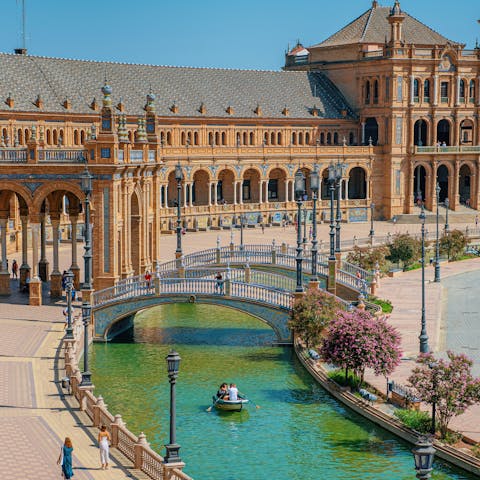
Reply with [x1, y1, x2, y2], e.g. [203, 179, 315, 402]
[415, 145, 480, 154]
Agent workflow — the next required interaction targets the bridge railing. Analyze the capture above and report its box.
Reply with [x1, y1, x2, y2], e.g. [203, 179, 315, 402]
[230, 281, 292, 309]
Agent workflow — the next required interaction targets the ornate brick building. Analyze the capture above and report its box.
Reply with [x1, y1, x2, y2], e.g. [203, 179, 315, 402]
[0, 0, 478, 300]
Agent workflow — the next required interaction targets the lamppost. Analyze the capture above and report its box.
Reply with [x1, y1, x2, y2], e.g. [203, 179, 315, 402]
[239, 214, 246, 251]
[165, 350, 182, 463]
[294, 170, 305, 293]
[175, 164, 183, 260]
[369, 202, 375, 238]
[80, 163, 92, 290]
[428, 362, 438, 435]
[444, 197, 450, 233]
[434, 183, 441, 283]
[328, 165, 336, 262]
[64, 270, 74, 340]
[80, 301, 92, 385]
[419, 205, 429, 353]
[310, 170, 320, 282]
[334, 162, 345, 255]
[412, 436, 436, 479]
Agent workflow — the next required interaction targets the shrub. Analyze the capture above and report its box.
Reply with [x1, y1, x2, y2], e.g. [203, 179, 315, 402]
[387, 234, 421, 271]
[327, 369, 360, 389]
[394, 409, 431, 434]
[368, 296, 393, 314]
[440, 230, 467, 261]
[346, 245, 390, 273]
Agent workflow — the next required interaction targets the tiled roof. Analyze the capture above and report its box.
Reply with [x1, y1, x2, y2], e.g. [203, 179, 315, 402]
[311, 4, 457, 48]
[0, 53, 355, 119]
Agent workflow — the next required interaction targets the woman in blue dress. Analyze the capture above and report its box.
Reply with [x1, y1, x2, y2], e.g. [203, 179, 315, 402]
[57, 437, 74, 479]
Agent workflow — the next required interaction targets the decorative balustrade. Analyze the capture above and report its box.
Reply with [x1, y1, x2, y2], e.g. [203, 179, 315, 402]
[0, 148, 27, 162]
[38, 149, 86, 162]
[415, 145, 480, 154]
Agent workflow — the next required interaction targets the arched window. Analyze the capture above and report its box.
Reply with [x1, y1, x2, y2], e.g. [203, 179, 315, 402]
[333, 132, 339, 145]
[243, 132, 247, 145]
[423, 79, 430, 102]
[270, 132, 275, 145]
[326, 132, 331, 145]
[373, 80, 379, 103]
[215, 132, 220, 145]
[320, 132, 325, 144]
[74, 130, 79, 145]
[221, 132, 226, 145]
[469, 80, 476, 102]
[17, 128, 23, 145]
[194, 131, 199, 145]
[236, 133, 241, 146]
[263, 132, 268, 145]
[166, 131, 172, 145]
[249, 132, 254, 145]
[208, 132, 214, 146]
[292, 132, 297, 145]
[187, 131, 192, 145]
[305, 132, 310, 144]
[181, 131, 186, 145]
[298, 132, 304, 145]
[46, 129, 52, 145]
[24, 128, 29, 143]
[365, 80, 371, 104]
[53, 129, 58, 145]
[80, 130, 85, 144]
[277, 132, 282, 145]
[413, 79, 419, 101]
[459, 79, 466, 100]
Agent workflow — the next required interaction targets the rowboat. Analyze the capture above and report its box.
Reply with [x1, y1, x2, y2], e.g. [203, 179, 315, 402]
[212, 395, 249, 412]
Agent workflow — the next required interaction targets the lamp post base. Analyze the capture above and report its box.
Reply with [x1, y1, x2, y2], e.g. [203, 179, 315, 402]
[164, 443, 182, 464]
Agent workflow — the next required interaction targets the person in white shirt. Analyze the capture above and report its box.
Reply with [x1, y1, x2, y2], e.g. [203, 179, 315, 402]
[228, 383, 238, 401]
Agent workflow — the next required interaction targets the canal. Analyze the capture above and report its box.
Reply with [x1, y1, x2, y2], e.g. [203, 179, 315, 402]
[90, 304, 475, 480]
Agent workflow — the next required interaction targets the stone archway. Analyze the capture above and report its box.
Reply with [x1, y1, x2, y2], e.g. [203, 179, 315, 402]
[243, 168, 260, 203]
[460, 120, 474, 145]
[130, 191, 141, 275]
[217, 169, 235, 204]
[192, 169, 210, 206]
[268, 168, 287, 201]
[459, 164, 471, 206]
[348, 167, 367, 199]
[437, 165, 449, 203]
[437, 120, 450, 145]
[413, 165, 427, 204]
[414, 119, 428, 146]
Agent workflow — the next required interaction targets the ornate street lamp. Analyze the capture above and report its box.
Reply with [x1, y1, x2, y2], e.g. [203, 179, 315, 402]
[80, 301, 92, 385]
[165, 350, 181, 463]
[294, 170, 305, 293]
[310, 170, 320, 282]
[64, 270, 74, 340]
[175, 164, 183, 260]
[80, 163, 93, 290]
[334, 163, 346, 255]
[412, 436, 436, 479]
[369, 202, 375, 238]
[328, 165, 336, 262]
[419, 205, 429, 353]
[444, 197, 450, 233]
[434, 183, 441, 283]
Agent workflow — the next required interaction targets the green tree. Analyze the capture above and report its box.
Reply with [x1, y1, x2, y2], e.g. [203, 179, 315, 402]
[440, 230, 467, 260]
[346, 245, 390, 273]
[289, 288, 343, 348]
[387, 233, 421, 270]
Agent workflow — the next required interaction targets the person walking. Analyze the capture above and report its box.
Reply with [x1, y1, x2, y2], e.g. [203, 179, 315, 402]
[98, 425, 111, 470]
[57, 437, 74, 479]
[11, 259, 18, 279]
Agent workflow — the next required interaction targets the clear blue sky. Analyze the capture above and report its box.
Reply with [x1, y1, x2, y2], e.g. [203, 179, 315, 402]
[0, 0, 478, 70]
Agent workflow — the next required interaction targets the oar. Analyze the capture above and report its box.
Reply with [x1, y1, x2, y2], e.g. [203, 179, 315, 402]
[239, 392, 260, 409]
[207, 396, 221, 412]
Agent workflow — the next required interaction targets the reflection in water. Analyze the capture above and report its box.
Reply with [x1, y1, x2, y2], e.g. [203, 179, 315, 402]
[90, 304, 474, 480]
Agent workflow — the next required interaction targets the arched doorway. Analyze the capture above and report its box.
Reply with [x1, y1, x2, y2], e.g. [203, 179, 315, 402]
[300, 167, 312, 199]
[459, 164, 471, 206]
[437, 165, 449, 203]
[217, 169, 234, 204]
[192, 170, 209, 206]
[413, 165, 427, 204]
[413, 120, 428, 146]
[348, 167, 367, 199]
[437, 120, 450, 145]
[130, 191, 141, 275]
[365, 118, 378, 145]
[243, 169, 260, 203]
[460, 120, 474, 145]
[268, 168, 286, 201]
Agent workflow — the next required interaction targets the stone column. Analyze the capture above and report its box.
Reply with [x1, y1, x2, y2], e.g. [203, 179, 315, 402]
[259, 180, 263, 204]
[239, 181, 243, 204]
[19, 215, 30, 288]
[361, 122, 366, 145]
[214, 182, 218, 205]
[284, 179, 289, 202]
[0, 218, 10, 295]
[409, 75, 415, 106]
[290, 181, 295, 202]
[264, 180, 269, 203]
[164, 185, 169, 208]
[453, 160, 460, 210]
[455, 76, 461, 106]
[70, 215, 80, 290]
[183, 182, 188, 207]
[433, 75, 438, 106]
[50, 215, 63, 298]
[189, 183, 193, 207]
[208, 182, 212, 206]
[29, 222, 42, 306]
[38, 214, 49, 282]
[233, 181, 238, 205]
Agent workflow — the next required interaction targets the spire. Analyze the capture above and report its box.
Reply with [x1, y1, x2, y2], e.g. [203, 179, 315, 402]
[145, 91, 156, 113]
[390, 0, 402, 16]
[372, 0, 378, 8]
[101, 82, 112, 108]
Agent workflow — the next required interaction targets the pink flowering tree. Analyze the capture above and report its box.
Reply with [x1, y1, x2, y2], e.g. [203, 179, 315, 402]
[408, 351, 480, 438]
[321, 310, 402, 388]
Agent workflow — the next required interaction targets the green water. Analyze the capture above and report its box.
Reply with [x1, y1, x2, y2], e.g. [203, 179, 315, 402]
[90, 305, 475, 480]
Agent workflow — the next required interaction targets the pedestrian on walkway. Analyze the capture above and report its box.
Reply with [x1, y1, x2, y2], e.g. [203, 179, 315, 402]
[11, 259, 18, 279]
[57, 437, 74, 479]
[98, 425, 111, 470]
[261, 223, 265, 234]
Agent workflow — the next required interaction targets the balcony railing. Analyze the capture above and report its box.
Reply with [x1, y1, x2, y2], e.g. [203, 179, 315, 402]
[38, 149, 86, 162]
[0, 148, 27, 162]
[415, 145, 480, 154]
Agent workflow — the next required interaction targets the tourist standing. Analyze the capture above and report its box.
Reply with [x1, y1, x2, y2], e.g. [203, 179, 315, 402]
[11, 259, 18, 279]
[57, 437, 74, 479]
[98, 425, 111, 470]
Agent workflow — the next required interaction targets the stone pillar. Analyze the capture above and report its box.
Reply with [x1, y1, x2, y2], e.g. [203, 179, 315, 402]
[70, 215, 80, 290]
[208, 182, 212, 206]
[284, 179, 289, 202]
[327, 258, 336, 295]
[164, 185, 169, 208]
[19, 215, 30, 288]
[183, 182, 188, 207]
[189, 183, 193, 207]
[213, 182, 218, 205]
[134, 433, 149, 469]
[433, 75, 438, 106]
[239, 180, 244, 204]
[38, 214, 49, 282]
[264, 180, 269, 203]
[290, 181, 295, 203]
[455, 76, 461, 106]
[29, 222, 42, 306]
[361, 122, 366, 144]
[50, 216, 63, 298]
[0, 218, 10, 296]
[259, 180, 263, 204]
[233, 181, 238, 205]
[409, 75, 415, 106]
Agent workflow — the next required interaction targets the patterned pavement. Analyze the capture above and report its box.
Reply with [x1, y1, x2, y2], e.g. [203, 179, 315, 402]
[0, 361, 36, 408]
[0, 321, 50, 357]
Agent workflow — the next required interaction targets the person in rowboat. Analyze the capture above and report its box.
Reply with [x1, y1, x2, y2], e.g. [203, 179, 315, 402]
[228, 383, 239, 401]
[216, 383, 229, 400]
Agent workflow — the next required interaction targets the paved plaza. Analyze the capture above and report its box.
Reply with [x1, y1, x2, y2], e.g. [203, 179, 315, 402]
[0, 219, 479, 478]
